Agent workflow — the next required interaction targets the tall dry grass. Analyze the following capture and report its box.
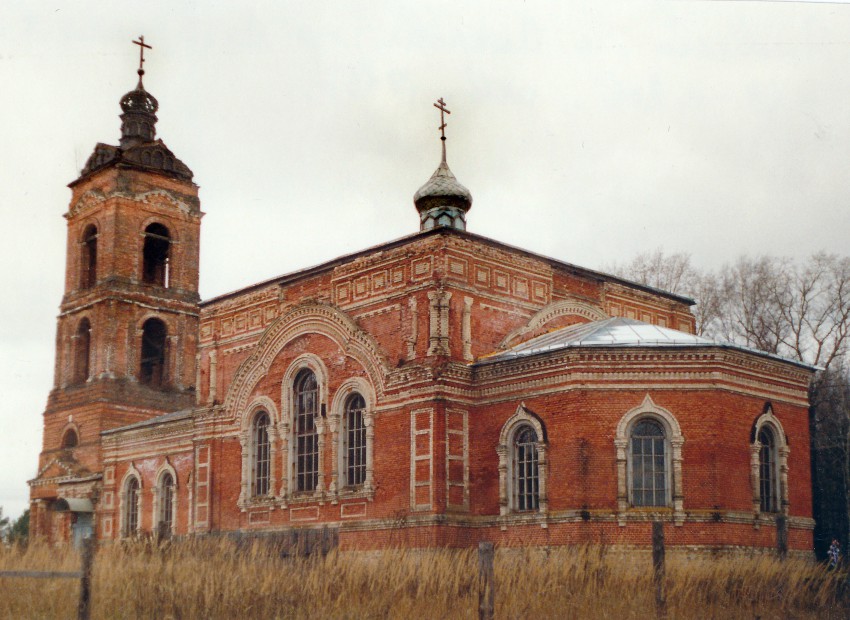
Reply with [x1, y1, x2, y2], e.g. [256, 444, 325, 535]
[0, 539, 846, 619]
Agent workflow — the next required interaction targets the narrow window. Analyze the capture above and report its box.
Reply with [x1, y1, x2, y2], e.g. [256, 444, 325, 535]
[81, 225, 97, 289]
[142, 223, 171, 287]
[513, 425, 539, 512]
[159, 473, 175, 532]
[140, 318, 167, 387]
[759, 427, 778, 513]
[74, 318, 91, 384]
[630, 419, 667, 507]
[124, 477, 140, 537]
[252, 412, 271, 497]
[294, 369, 319, 492]
[344, 394, 367, 487]
[61, 429, 79, 449]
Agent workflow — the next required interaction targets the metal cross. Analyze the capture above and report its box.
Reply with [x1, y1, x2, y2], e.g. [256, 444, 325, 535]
[433, 97, 451, 140]
[132, 36, 152, 74]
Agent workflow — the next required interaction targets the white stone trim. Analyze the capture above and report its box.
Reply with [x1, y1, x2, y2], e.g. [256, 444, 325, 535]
[500, 299, 608, 348]
[614, 394, 685, 525]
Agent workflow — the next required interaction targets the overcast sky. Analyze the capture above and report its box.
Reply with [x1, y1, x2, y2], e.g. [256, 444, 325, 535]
[2, 0, 850, 520]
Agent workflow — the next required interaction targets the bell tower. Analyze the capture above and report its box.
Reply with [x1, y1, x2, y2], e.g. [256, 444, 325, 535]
[29, 38, 202, 542]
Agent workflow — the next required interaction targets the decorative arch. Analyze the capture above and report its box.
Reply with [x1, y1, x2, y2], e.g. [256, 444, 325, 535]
[614, 394, 685, 524]
[496, 403, 548, 516]
[330, 376, 376, 498]
[223, 303, 389, 420]
[500, 299, 608, 348]
[153, 459, 178, 535]
[750, 403, 790, 517]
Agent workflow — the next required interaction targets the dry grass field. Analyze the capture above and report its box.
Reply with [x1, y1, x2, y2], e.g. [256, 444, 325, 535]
[0, 539, 847, 619]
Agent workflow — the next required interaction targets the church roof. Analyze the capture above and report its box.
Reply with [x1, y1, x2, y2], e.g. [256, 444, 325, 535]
[479, 317, 816, 369]
[201, 227, 696, 307]
[101, 409, 193, 436]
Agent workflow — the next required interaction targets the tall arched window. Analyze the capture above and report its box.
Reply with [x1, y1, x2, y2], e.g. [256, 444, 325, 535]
[294, 369, 319, 492]
[344, 393, 366, 487]
[140, 318, 167, 387]
[158, 472, 175, 532]
[74, 318, 91, 384]
[497, 404, 548, 516]
[630, 419, 668, 507]
[81, 225, 97, 289]
[759, 427, 778, 513]
[512, 425, 540, 512]
[142, 223, 171, 287]
[123, 476, 140, 537]
[252, 412, 271, 497]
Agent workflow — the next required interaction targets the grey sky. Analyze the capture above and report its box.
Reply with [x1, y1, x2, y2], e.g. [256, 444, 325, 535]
[2, 1, 849, 519]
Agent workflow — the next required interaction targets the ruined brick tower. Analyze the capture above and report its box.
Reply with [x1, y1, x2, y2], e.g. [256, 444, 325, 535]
[29, 44, 202, 543]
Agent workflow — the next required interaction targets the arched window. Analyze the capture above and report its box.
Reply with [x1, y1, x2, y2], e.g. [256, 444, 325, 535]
[142, 223, 171, 287]
[123, 476, 140, 537]
[750, 405, 789, 516]
[140, 318, 167, 387]
[81, 225, 97, 289]
[252, 412, 271, 497]
[61, 428, 79, 449]
[512, 425, 540, 512]
[615, 396, 685, 521]
[73, 318, 91, 384]
[158, 472, 175, 532]
[497, 404, 548, 516]
[343, 393, 366, 487]
[294, 369, 319, 492]
[629, 419, 668, 507]
[758, 427, 778, 513]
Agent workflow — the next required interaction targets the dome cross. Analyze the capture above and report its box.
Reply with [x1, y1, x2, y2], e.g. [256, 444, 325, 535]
[132, 36, 152, 80]
[434, 97, 450, 141]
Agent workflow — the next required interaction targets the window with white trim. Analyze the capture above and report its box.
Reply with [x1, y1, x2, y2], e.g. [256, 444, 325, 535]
[344, 393, 367, 487]
[512, 424, 540, 512]
[758, 427, 778, 513]
[497, 403, 548, 516]
[629, 418, 668, 507]
[294, 369, 319, 492]
[158, 472, 175, 531]
[123, 476, 140, 537]
[252, 411, 271, 497]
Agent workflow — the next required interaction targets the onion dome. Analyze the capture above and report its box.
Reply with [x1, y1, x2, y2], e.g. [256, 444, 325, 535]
[119, 75, 159, 147]
[414, 142, 473, 231]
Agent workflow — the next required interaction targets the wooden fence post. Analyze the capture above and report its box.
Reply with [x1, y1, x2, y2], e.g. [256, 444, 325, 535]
[776, 514, 788, 560]
[77, 536, 96, 620]
[478, 541, 495, 620]
[652, 521, 666, 620]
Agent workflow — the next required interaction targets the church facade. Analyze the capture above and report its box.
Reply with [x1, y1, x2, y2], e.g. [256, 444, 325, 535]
[29, 57, 816, 555]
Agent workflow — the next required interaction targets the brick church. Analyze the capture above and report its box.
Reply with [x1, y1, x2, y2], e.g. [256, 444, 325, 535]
[29, 46, 816, 555]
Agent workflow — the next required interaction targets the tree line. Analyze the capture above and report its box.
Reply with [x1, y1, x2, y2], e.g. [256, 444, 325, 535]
[607, 250, 850, 559]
